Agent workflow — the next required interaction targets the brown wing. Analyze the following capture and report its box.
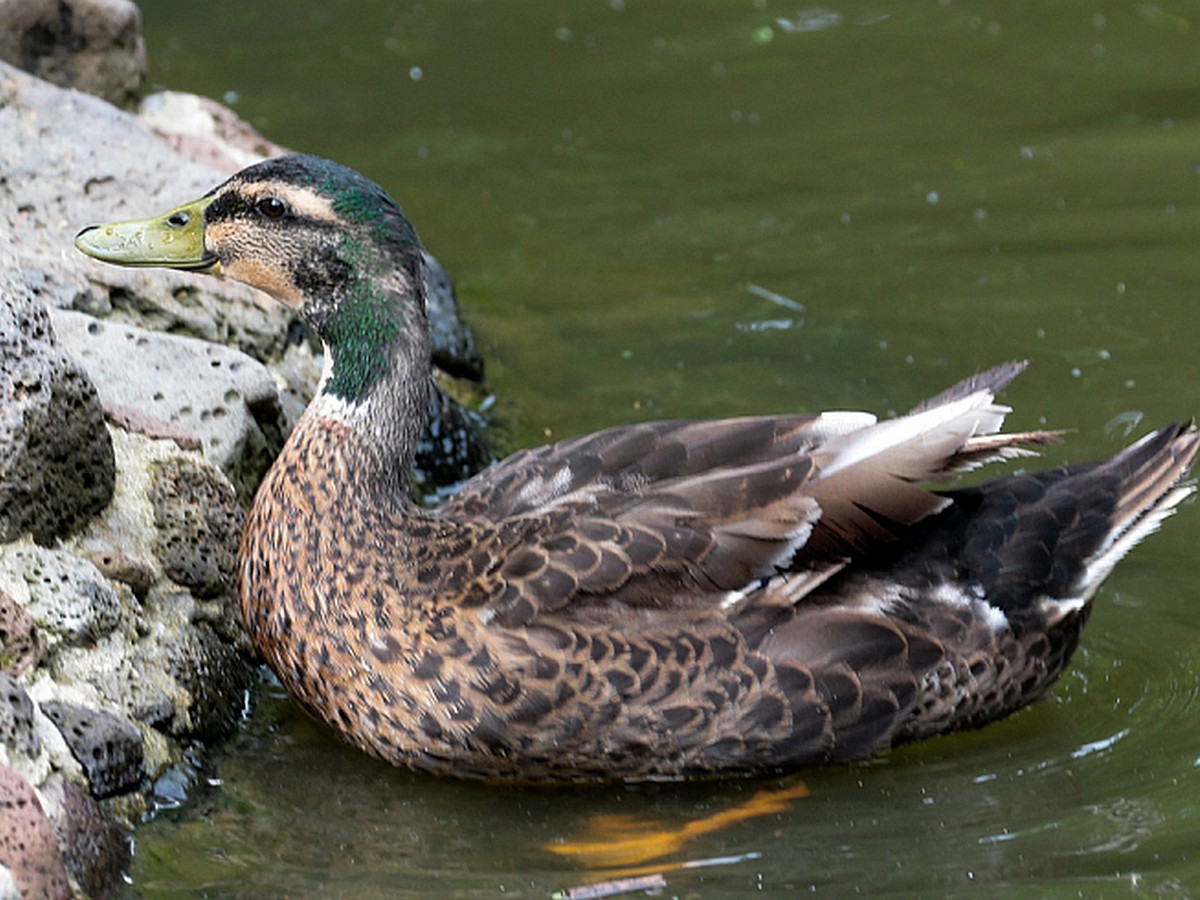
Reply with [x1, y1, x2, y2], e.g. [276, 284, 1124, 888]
[439, 363, 1057, 629]
[442, 417, 833, 626]
[442, 415, 825, 517]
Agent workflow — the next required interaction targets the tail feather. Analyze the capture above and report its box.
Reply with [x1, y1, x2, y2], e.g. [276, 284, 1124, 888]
[1068, 421, 1198, 605]
[757, 418, 1197, 759]
[906, 360, 1028, 414]
[799, 364, 1060, 558]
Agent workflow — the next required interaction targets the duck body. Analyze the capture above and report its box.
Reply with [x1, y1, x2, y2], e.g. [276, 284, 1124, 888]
[77, 154, 1198, 781]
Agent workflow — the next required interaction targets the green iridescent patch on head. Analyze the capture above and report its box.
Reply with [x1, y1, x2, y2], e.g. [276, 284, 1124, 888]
[240, 155, 426, 404]
[315, 169, 408, 246]
[323, 270, 406, 403]
[321, 181, 380, 225]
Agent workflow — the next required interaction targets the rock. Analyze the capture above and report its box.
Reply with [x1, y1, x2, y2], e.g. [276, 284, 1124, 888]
[0, 288, 115, 545]
[148, 457, 244, 600]
[162, 627, 253, 742]
[46, 615, 182, 732]
[0, 544, 123, 649]
[40, 773, 129, 900]
[83, 549, 155, 601]
[63, 427, 202, 602]
[1, 60, 492, 496]
[0, 587, 46, 676]
[424, 252, 485, 383]
[0, 673, 40, 759]
[140, 90, 290, 172]
[40, 702, 144, 799]
[50, 308, 285, 498]
[0, 60, 295, 359]
[79, 654, 176, 732]
[0, 0, 146, 108]
[0, 762, 70, 899]
[417, 387, 493, 499]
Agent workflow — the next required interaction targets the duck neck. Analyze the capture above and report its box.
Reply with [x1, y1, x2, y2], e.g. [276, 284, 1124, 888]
[305, 271, 432, 503]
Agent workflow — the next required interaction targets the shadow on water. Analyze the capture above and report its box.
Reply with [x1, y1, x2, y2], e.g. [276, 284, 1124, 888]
[130, 0, 1200, 895]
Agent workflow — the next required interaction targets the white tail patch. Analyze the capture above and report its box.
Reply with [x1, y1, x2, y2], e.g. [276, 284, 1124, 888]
[816, 392, 1009, 480]
[808, 410, 877, 441]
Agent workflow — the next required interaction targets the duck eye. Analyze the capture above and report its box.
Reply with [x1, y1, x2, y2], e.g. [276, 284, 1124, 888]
[166, 211, 190, 228]
[256, 197, 288, 219]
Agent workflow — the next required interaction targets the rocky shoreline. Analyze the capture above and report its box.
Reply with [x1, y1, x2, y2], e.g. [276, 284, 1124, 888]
[0, 4, 491, 895]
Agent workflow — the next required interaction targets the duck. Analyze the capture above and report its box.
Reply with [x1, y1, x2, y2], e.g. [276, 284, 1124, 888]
[75, 154, 1199, 782]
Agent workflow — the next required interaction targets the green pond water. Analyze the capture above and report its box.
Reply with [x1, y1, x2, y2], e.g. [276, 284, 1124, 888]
[128, 1, 1200, 896]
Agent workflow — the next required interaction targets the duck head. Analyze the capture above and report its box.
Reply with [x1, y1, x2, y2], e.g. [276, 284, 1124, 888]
[76, 154, 431, 407]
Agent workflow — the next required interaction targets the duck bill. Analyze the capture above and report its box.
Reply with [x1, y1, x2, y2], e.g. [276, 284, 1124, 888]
[74, 196, 221, 272]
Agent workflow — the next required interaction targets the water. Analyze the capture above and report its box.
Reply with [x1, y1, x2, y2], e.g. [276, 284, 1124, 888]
[131, 1, 1200, 895]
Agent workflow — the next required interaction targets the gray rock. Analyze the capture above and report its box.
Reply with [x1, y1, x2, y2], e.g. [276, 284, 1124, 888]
[140, 90, 290, 172]
[0, 673, 40, 759]
[40, 773, 130, 900]
[0, 0, 146, 108]
[0, 289, 115, 545]
[49, 308, 285, 497]
[76, 653, 176, 731]
[148, 456, 244, 600]
[1, 545, 122, 648]
[0, 586, 46, 676]
[0, 762, 71, 899]
[39, 702, 144, 799]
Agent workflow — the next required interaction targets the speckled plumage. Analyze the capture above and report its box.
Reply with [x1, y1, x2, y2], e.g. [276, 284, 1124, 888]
[78, 154, 1199, 782]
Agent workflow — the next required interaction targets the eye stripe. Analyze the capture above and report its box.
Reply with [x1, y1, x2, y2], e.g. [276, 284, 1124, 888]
[204, 191, 340, 234]
[205, 184, 345, 228]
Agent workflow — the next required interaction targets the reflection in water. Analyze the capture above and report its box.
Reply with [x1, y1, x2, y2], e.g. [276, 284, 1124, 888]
[547, 779, 809, 869]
